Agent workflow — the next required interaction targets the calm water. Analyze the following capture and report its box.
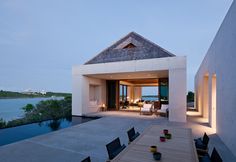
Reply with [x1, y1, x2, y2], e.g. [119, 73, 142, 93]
[142, 96, 159, 101]
[0, 97, 64, 121]
[0, 116, 99, 146]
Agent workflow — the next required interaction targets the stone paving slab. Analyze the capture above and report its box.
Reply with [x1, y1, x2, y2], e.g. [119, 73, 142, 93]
[0, 141, 87, 162]
[0, 112, 235, 162]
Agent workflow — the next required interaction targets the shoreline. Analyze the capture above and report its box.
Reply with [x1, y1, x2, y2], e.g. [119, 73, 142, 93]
[0, 96, 65, 99]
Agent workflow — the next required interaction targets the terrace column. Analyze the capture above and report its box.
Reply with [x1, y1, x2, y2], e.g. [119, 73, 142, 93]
[169, 68, 187, 122]
[72, 74, 89, 116]
[203, 75, 210, 119]
[207, 74, 213, 128]
[194, 77, 203, 116]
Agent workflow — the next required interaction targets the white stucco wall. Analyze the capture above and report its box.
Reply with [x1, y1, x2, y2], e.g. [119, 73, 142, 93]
[72, 75, 106, 116]
[73, 56, 187, 122]
[169, 68, 187, 122]
[195, 1, 236, 156]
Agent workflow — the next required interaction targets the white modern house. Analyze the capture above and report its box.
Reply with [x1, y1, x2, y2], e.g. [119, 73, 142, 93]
[72, 32, 187, 122]
[195, 1, 236, 156]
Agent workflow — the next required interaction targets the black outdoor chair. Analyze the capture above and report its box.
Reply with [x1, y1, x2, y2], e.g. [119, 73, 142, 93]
[199, 148, 222, 162]
[81, 156, 91, 162]
[124, 101, 129, 108]
[195, 132, 210, 151]
[106, 137, 126, 160]
[127, 127, 140, 143]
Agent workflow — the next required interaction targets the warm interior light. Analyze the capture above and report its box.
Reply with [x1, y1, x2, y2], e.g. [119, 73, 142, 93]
[102, 104, 105, 107]
[134, 98, 140, 103]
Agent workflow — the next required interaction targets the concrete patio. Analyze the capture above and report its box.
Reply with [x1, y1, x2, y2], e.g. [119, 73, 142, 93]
[0, 111, 235, 162]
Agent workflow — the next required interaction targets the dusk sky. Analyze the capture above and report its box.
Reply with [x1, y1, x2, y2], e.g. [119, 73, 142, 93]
[0, 0, 233, 93]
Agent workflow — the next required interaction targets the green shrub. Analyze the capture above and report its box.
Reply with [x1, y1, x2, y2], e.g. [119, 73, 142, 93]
[0, 118, 6, 128]
[22, 104, 35, 113]
[187, 91, 194, 102]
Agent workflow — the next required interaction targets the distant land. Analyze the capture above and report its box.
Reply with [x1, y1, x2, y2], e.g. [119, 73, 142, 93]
[0, 90, 71, 99]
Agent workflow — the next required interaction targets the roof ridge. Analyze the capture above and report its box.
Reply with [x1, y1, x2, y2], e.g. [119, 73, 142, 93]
[128, 32, 175, 56]
[84, 32, 134, 64]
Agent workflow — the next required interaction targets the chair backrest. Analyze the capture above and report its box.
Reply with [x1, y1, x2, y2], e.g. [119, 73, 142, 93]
[143, 104, 152, 109]
[211, 148, 222, 162]
[203, 133, 209, 145]
[81, 156, 91, 162]
[106, 138, 122, 159]
[127, 127, 135, 141]
[154, 101, 160, 109]
[161, 104, 168, 111]
[124, 101, 129, 106]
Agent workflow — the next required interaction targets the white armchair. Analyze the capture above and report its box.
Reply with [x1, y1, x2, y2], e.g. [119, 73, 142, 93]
[157, 104, 169, 116]
[140, 103, 153, 115]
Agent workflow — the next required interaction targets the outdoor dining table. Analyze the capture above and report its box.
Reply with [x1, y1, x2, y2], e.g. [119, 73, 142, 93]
[112, 125, 199, 162]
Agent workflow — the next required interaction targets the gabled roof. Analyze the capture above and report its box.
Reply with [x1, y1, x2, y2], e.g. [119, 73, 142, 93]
[85, 32, 175, 64]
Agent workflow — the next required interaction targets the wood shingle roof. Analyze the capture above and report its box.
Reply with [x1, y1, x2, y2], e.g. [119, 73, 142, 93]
[85, 32, 175, 64]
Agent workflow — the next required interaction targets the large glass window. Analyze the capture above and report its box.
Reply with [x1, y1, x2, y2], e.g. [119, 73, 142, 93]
[141, 86, 159, 101]
[159, 78, 168, 103]
[119, 84, 128, 109]
[120, 84, 127, 101]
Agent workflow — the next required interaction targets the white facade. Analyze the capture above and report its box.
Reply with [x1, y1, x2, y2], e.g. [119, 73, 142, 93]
[73, 56, 187, 122]
[195, 1, 236, 156]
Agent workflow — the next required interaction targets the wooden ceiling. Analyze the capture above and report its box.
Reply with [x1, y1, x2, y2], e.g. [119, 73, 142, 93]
[120, 79, 158, 86]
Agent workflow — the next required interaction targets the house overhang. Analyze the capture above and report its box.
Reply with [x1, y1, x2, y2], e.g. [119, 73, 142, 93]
[73, 56, 186, 77]
[72, 55, 187, 122]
